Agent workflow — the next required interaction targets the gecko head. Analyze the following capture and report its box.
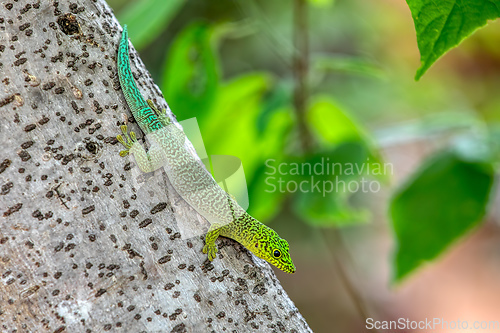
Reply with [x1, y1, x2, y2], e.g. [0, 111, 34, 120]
[251, 226, 296, 274]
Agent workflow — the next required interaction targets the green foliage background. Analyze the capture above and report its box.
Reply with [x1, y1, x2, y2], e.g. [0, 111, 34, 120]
[110, 0, 500, 330]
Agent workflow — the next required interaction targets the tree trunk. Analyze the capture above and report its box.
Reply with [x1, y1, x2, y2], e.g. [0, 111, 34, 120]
[0, 1, 312, 332]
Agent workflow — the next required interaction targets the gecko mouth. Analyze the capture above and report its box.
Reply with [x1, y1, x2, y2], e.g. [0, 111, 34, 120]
[277, 264, 296, 274]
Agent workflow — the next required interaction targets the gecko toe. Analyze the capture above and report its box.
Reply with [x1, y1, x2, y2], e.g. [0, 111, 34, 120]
[120, 125, 129, 135]
[116, 126, 138, 156]
[209, 247, 218, 261]
[203, 244, 218, 261]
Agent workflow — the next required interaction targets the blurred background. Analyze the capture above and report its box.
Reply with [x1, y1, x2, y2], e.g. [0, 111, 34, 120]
[109, 0, 500, 331]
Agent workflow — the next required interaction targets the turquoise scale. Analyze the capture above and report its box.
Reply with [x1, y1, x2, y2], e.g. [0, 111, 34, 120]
[117, 25, 164, 134]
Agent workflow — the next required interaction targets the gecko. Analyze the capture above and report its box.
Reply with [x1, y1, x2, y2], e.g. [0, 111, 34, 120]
[115, 25, 295, 274]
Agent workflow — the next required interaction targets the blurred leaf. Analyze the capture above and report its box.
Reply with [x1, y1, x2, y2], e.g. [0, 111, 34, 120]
[256, 81, 293, 134]
[391, 151, 494, 282]
[295, 192, 369, 227]
[307, 96, 386, 180]
[406, 0, 500, 80]
[162, 22, 219, 122]
[118, 0, 185, 51]
[292, 142, 373, 226]
[307, 0, 335, 8]
[208, 75, 291, 177]
[211, 20, 259, 41]
[196, 74, 293, 221]
[211, 154, 250, 210]
[247, 108, 294, 220]
[307, 96, 366, 145]
[247, 160, 288, 221]
[201, 73, 269, 174]
[313, 55, 385, 78]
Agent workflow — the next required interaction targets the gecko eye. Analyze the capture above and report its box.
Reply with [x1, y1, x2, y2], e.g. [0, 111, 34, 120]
[273, 250, 281, 258]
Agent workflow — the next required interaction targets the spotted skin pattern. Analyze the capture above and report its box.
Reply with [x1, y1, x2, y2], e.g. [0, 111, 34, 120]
[116, 25, 295, 274]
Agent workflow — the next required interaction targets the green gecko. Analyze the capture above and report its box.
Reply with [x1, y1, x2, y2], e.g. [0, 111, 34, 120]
[116, 25, 295, 274]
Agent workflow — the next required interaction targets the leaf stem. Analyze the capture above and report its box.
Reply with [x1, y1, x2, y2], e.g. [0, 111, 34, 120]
[293, 0, 312, 153]
[292, 1, 375, 328]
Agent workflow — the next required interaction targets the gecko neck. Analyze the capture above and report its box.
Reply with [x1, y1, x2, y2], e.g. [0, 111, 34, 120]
[220, 212, 262, 245]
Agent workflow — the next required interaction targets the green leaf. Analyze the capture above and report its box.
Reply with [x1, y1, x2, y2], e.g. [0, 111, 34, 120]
[200, 73, 270, 175]
[391, 151, 494, 282]
[307, 96, 369, 146]
[118, 0, 185, 51]
[162, 22, 219, 122]
[246, 108, 294, 221]
[313, 55, 385, 78]
[256, 82, 293, 134]
[297, 98, 389, 227]
[306, 96, 386, 180]
[291, 142, 373, 227]
[307, 0, 335, 8]
[295, 192, 369, 227]
[406, 0, 500, 80]
[247, 161, 288, 221]
[197, 74, 293, 221]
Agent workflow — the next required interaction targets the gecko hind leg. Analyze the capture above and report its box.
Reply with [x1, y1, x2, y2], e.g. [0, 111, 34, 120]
[203, 225, 221, 261]
[116, 125, 137, 157]
[147, 99, 171, 126]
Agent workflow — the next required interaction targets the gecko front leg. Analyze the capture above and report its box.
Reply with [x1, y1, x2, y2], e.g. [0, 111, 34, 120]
[116, 125, 137, 157]
[116, 125, 165, 173]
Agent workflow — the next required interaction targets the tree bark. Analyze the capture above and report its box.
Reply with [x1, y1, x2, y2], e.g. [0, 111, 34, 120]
[0, 1, 312, 332]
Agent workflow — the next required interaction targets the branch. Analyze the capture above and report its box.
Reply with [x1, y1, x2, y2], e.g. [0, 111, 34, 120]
[0, 1, 312, 331]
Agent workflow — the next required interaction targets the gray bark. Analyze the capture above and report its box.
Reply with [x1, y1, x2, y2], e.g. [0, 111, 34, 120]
[0, 1, 312, 332]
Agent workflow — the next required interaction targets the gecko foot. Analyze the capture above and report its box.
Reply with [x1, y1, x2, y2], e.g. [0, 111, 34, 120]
[147, 99, 167, 116]
[147, 99, 170, 126]
[202, 242, 218, 261]
[116, 125, 137, 157]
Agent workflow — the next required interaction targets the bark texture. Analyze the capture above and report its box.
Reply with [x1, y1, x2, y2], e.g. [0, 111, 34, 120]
[0, 1, 312, 332]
